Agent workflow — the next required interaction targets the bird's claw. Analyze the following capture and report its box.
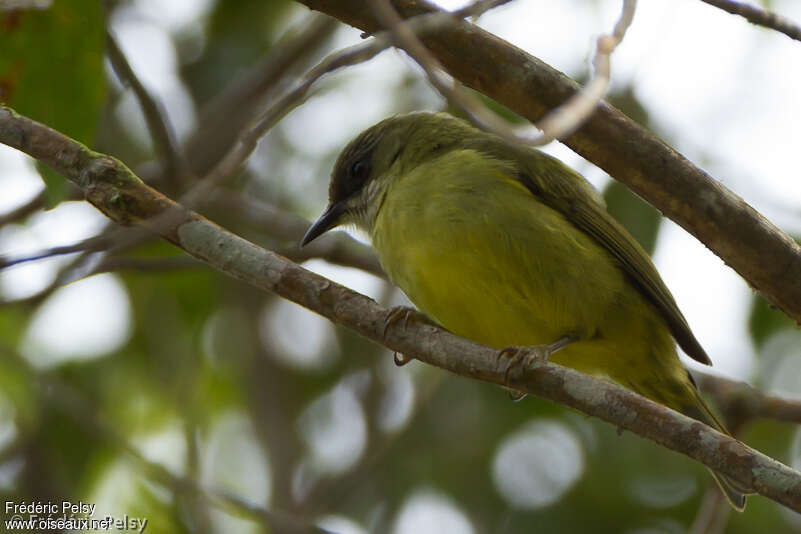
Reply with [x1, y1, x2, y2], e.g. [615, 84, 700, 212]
[382, 306, 432, 338]
[496, 345, 554, 400]
[507, 389, 527, 402]
[497, 345, 551, 382]
[384, 306, 430, 367]
[383, 306, 416, 337]
[393, 352, 413, 366]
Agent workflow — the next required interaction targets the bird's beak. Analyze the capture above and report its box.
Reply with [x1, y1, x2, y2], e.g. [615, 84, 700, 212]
[301, 202, 345, 247]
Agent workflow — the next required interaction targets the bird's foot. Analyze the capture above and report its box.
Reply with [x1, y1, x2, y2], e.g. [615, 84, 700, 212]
[393, 352, 413, 367]
[383, 306, 431, 367]
[496, 336, 577, 400]
[382, 306, 432, 336]
[496, 345, 552, 401]
[507, 388, 527, 402]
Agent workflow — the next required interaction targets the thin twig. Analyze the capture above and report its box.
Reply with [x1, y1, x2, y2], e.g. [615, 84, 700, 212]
[0, 15, 363, 293]
[444, 0, 515, 19]
[0, 30, 382, 289]
[185, 13, 339, 176]
[149, 7, 500, 218]
[0, 16, 342, 302]
[534, 0, 636, 142]
[211, 190, 384, 277]
[372, 0, 531, 144]
[106, 30, 192, 188]
[0, 234, 112, 269]
[245, 0, 516, 155]
[0, 189, 383, 304]
[0, 6, 489, 299]
[96, 255, 204, 273]
[694, 371, 801, 425]
[0, 190, 45, 227]
[0, 342, 330, 534]
[373, 0, 636, 146]
[187, 41, 389, 206]
[700, 0, 801, 42]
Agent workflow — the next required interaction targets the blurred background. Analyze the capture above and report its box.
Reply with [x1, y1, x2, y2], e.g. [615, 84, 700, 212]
[1, 0, 800, 532]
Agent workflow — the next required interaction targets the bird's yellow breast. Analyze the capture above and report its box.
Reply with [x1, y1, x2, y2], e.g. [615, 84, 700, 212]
[371, 149, 679, 384]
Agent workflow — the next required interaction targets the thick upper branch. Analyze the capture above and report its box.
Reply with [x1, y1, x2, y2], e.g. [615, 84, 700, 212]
[293, 0, 801, 326]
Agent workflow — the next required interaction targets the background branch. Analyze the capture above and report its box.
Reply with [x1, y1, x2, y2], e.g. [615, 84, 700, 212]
[699, 0, 801, 42]
[373, 0, 635, 147]
[106, 29, 191, 189]
[693, 371, 801, 426]
[0, 342, 329, 534]
[0, 190, 46, 227]
[183, 13, 339, 177]
[2, 105, 800, 512]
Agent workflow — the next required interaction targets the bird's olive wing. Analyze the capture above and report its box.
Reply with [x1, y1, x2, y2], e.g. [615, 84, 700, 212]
[464, 138, 711, 365]
[527, 154, 711, 365]
[563, 194, 711, 365]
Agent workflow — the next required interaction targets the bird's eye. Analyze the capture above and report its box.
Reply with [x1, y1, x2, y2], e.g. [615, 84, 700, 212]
[351, 160, 369, 183]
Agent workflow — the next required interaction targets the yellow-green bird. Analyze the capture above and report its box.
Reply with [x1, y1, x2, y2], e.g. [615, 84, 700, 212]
[301, 111, 750, 510]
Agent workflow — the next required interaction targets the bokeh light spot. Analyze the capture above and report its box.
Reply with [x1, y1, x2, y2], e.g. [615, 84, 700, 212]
[298, 379, 367, 475]
[492, 420, 584, 508]
[393, 489, 474, 534]
[21, 274, 133, 368]
[260, 298, 338, 370]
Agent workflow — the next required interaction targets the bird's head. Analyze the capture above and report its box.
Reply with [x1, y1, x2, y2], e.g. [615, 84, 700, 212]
[301, 112, 475, 246]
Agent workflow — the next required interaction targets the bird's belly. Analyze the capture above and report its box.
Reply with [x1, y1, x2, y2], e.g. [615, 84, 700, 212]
[385, 239, 610, 345]
[374, 209, 641, 370]
[380, 234, 669, 378]
[370, 155, 673, 379]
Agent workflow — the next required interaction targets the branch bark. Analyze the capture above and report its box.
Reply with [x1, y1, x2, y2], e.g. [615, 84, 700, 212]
[699, 0, 801, 42]
[693, 371, 801, 426]
[293, 0, 801, 328]
[2, 105, 800, 512]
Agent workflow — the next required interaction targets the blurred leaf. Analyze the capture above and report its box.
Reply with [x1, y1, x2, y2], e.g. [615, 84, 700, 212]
[181, 0, 293, 107]
[0, 307, 28, 347]
[36, 164, 70, 209]
[602, 180, 662, 255]
[606, 85, 650, 129]
[748, 293, 797, 350]
[0, 1, 106, 207]
[0, 350, 38, 426]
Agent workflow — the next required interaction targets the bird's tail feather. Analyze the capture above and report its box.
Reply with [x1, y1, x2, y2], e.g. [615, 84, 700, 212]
[683, 388, 753, 511]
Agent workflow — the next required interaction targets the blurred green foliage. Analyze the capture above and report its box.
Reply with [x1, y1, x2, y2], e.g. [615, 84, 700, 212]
[0, 1, 106, 207]
[0, 2, 799, 534]
[749, 293, 797, 350]
[603, 180, 662, 255]
[181, 0, 293, 107]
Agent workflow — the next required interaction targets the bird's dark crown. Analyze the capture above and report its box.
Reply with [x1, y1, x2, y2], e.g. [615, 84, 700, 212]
[327, 112, 479, 205]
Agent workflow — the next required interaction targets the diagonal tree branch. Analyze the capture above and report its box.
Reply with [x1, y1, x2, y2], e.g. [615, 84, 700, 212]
[293, 0, 801, 329]
[106, 29, 191, 188]
[2, 105, 800, 512]
[699, 0, 801, 42]
[373, 0, 638, 146]
[693, 371, 801, 426]
[0, 189, 46, 227]
[184, 12, 339, 177]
